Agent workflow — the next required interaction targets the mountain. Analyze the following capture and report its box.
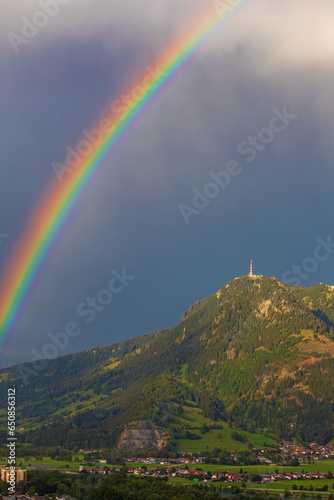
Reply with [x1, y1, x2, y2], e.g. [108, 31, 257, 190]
[1, 275, 334, 450]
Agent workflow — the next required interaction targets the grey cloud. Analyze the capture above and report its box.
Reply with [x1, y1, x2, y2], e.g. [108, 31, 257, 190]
[1, 0, 334, 368]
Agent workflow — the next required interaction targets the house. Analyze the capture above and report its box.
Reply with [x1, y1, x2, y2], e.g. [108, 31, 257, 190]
[188, 469, 205, 478]
[134, 467, 147, 475]
[212, 471, 228, 480]
[261, 474, 272, 483]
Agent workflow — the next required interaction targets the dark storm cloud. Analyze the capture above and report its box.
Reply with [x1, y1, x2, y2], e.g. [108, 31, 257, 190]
[0, 0, 333, 368]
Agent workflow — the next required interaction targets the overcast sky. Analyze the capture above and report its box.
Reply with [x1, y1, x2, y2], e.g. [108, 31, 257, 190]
[1, 0, 334, 369]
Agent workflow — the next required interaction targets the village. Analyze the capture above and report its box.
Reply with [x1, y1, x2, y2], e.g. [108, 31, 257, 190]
[71, 442, 334, 483]
[2, 440, 334, 498]
[120, 466, 330, 483]
[279, 442, 334, 462]
[3, 463, 331, 487]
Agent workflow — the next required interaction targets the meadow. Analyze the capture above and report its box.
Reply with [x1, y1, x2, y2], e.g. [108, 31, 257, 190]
[175, 405, 276, 453]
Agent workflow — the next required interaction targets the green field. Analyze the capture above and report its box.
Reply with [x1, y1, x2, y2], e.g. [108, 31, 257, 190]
[134, 473, 334, 494]
[251, 479, 334, 491]
[126, 462, 334, 474]
[189, 462, 334, 474]
[141, 474, 334, 494]
[168, 477, 192, 484]
[0, 456, 85, 470]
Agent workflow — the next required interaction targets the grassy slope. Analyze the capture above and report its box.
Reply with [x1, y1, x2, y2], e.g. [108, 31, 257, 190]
[174, 405, 276, 453]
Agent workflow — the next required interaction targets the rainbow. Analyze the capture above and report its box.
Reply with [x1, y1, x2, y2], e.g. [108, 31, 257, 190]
[0, 0, 248, 346]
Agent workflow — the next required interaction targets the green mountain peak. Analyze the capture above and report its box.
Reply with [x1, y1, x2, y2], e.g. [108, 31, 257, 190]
[1, 276, 334, 450]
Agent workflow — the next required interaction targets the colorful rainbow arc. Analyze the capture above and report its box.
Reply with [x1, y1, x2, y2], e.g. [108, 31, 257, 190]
[0, 0, 248, 346]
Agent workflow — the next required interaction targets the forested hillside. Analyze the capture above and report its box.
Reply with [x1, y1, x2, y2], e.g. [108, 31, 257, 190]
[1, 276, 334, 450]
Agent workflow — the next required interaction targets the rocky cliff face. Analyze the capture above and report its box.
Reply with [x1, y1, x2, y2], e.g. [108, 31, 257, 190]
[117, 420, 168, 450]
